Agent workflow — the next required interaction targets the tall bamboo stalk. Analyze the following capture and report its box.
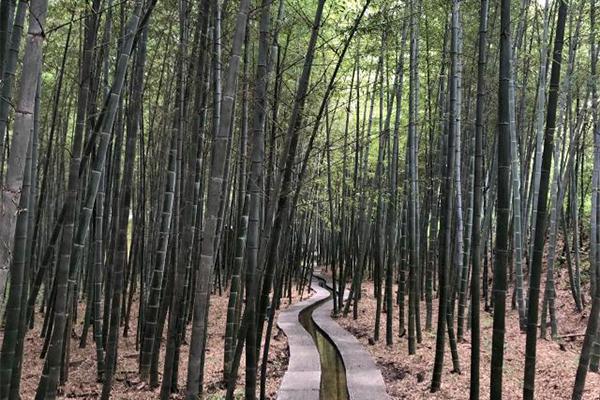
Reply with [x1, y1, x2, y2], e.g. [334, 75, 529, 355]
[490, 0, 512, 397]
[0, 0, 33, 300]
[470, 2, 488, 398]
[186, 0, 251, 395]
[523, 1, 567, 399]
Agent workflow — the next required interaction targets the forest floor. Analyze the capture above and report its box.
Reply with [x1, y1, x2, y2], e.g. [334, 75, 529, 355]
[332, 268, 600, 400]
[11, 265, 600, 399]
[16, 285, 310, 399]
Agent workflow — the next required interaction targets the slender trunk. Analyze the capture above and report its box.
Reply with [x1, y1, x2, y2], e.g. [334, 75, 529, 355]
[0, 0, 25, 188]
[490, 0, 513, 397]
[431, 1, 458, 391]
[186, 0, 250, 395]
[469, 1, 488, 398]
[572, 3, 600, 387]
[523, 1, 567, 399]
[0, 0, 39, 300]
[0, 102, 33, 400]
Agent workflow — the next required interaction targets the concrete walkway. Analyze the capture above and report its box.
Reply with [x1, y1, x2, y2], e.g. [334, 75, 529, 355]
[313, 273, 390, 400]
[277, 273, 389, 400]
[276, 283, 329, 400]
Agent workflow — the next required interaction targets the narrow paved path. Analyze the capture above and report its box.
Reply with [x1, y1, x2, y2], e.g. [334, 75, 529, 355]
[276, 283, 329, 400]
[312, 273, 390, 400]
[277, 274, 389, 400]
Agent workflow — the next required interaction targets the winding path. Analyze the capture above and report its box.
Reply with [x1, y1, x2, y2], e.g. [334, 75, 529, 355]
[276, 283, 329, 400]
[277, 274, 389, 400]
[313, 273, 389, 400]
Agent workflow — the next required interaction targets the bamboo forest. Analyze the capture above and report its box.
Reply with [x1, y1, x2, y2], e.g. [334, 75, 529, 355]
[2, 0, 600, 399]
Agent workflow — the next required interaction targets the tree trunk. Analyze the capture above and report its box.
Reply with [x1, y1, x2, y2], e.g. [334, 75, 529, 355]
[523, 1, 567, 399]
[185, 0, 250, 395]
[490, 0, 513, 397]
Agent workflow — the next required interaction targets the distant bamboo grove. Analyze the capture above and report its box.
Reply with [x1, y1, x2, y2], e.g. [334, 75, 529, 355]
[0, 0, 598, 399]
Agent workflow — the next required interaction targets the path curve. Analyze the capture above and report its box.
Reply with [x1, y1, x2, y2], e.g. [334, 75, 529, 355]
[276, 283, 329, 400]
[313, 273, 390, 400]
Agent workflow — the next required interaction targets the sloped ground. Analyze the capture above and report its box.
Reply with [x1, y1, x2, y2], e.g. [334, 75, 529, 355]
[15, 286, 309, 399]
[334, 272, 600, 400]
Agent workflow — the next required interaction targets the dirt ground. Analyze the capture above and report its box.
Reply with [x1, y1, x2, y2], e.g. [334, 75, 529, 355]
[9, 264, 600, 399]
[333, 272, 600, 400]
[15, 286, 309, 399]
